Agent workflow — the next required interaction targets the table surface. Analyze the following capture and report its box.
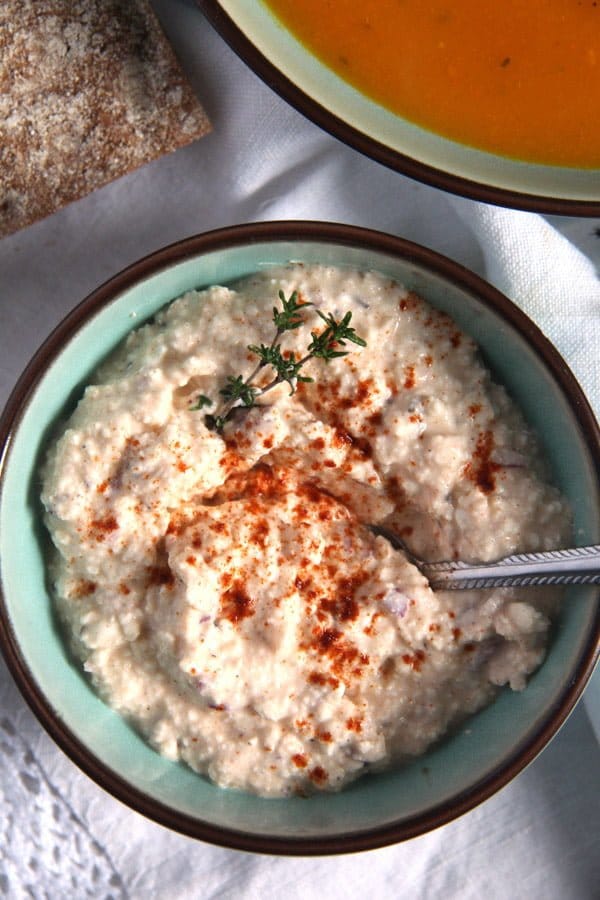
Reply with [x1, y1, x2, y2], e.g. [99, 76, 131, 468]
[1, 2, 599, 898]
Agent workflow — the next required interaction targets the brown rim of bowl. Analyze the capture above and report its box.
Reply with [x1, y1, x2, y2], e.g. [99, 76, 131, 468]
[0, 222, 599, 855]
[196, 1, 600, 218]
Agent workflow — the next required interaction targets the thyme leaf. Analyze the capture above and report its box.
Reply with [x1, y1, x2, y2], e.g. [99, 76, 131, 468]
[189, 393, 213, 410]
[272, 289, 311, 331]
[220, 375, 258, 407]
[308, 310, 367, 360]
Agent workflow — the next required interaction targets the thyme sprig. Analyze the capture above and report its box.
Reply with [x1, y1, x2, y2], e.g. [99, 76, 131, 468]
[200, 289, 366, 433]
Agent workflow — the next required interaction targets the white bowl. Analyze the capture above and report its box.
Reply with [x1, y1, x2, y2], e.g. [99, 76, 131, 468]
[197, 2, 600, 215]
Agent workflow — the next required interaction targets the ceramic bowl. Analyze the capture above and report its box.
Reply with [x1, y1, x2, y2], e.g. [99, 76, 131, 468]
[0, 222, 598, 854]
[197, 2, 600, 216]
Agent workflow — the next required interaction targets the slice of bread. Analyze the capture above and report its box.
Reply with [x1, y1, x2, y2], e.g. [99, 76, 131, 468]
[0, 1, 211, 238]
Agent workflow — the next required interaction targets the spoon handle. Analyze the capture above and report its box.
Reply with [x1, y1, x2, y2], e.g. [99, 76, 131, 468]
[423, 544, 600, 590]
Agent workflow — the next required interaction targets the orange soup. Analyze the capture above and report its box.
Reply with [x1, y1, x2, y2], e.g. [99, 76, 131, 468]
[264, 0, 600, 168]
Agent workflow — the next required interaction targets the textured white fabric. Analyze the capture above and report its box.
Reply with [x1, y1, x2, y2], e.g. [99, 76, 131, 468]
[450, 200, 600, 409]
[0, 0, 599, 896]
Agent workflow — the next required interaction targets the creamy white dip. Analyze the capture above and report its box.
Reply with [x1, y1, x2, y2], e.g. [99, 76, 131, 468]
[42, 265, 571, 796]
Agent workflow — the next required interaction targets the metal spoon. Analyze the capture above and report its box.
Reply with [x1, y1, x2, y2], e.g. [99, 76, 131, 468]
[370, 526, 600, 590]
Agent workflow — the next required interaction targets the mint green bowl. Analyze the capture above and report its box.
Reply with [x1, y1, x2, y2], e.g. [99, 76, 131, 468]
[1, 223, 598, 854]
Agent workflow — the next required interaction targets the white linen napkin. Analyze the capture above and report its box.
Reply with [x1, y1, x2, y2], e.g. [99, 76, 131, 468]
[451, 200, 600, 410]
